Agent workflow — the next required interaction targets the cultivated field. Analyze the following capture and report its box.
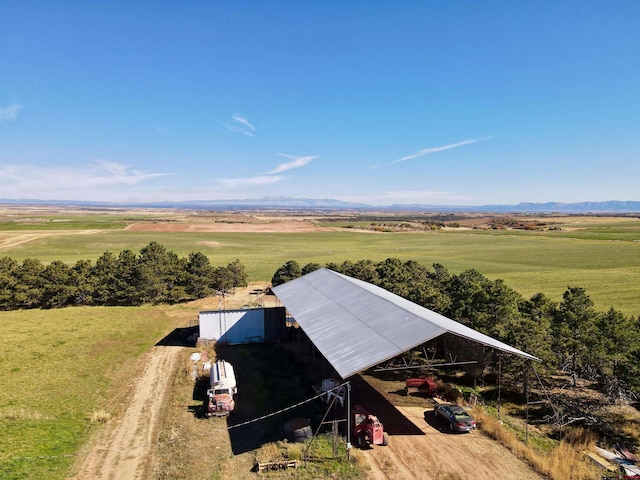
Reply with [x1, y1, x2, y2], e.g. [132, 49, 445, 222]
[1, 206, 639, 314]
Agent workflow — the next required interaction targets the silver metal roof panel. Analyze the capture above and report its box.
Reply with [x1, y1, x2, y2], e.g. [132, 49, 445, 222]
[272, 268, 539, 379]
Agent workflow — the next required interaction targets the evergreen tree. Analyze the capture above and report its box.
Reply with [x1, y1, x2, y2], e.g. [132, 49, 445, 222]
[514, 293, 556, 366]
[346, 259, 379, 284]
[271, 260, 301, 286]
[137, 242, 171, 303]
[185, 251, 214, 298]
[375, 258, 412, 297]
[212, 266, 234, 293]
[92, 251, 118, 305]
[445, 269, 492, 331]
[227, 258, 249, 289]
[114, 250, 141, 305]
[71, 259, 94, 306]
[12, 258, 45, 308]
[552, 286, 597, 386]
[594, 307, 640, 395]
[0, 257, 18, 310]
[41, 260, 73, 308]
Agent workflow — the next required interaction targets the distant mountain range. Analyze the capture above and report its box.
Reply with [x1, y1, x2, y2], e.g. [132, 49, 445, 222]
[2, 197, 640, 213]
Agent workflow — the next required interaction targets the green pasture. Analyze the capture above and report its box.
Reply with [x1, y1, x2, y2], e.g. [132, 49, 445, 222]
[1, 215, 640, 315]
[0, 220, 125, 231]
[0, 306, 181, 479]
[0, 210, 186, 231]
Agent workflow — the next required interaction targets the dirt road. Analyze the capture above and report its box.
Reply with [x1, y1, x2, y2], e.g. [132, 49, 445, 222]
[70, 345, 183, 480]
[358, 406, 543, 480]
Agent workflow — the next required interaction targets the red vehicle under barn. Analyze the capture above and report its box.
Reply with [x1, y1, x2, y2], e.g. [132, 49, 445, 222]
[352, 405, 389, 448]
[405, 376, 437, 396]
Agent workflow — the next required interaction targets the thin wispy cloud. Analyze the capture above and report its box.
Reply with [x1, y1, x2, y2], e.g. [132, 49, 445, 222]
[89, 160, 166, 186]
[0, 103, 23, 122]
[0, 161, 166, 200]
[224, 114, 256, 137]
[217, 175, 285, 188]
[392, 137, 492, 164]
[265, 154, 318, 174]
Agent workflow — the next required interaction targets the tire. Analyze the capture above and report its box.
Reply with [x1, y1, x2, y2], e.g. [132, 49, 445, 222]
[382, 432, 389, 446]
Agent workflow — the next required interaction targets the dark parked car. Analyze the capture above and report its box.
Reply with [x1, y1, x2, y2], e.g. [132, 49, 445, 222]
[433, 404, 476, 432]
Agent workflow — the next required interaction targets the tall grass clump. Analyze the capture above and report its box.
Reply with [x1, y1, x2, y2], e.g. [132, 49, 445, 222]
[87, 409, 111, 424]
[473, 407, 601, 480]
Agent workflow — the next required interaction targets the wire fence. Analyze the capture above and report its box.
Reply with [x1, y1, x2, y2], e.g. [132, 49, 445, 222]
[2, 381, 350, 462]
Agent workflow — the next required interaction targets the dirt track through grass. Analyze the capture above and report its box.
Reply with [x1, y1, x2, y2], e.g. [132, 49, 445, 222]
[71, 345, 183, 480]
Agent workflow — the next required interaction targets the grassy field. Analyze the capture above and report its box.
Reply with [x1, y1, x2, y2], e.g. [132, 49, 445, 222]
[1, 209, 639, 314]
[0, 306, 184, 480]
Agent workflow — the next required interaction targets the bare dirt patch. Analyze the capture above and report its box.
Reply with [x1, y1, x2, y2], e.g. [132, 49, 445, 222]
[358, 405, 542, 480]
[350, 373, 544, 480]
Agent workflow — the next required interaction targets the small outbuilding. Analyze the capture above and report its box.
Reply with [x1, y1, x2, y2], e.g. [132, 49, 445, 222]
[198, 307, 286, 345]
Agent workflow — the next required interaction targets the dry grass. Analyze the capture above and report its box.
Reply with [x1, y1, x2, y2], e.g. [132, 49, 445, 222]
[87, 409, 111, 424]
[0, 408, 50, 421]
[473, 408, 602, 480]
[255, 441, 305, 463]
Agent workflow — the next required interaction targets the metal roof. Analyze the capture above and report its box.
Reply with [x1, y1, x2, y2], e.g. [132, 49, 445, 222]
[272, 268, 539, 379]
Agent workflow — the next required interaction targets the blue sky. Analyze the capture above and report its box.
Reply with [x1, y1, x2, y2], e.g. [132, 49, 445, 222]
[1, 1, 638, 205]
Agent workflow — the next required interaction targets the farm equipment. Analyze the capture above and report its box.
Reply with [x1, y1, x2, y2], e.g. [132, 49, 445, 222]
[313, 378, 346, 407]
[405, 376, 437, 396]
[352, 405, 389, 448]
[205, 360, 237, 417]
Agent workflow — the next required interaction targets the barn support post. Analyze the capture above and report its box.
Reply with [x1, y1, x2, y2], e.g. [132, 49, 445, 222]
[525, 362, 529, 444]
[497, 353, 502, 421]
[346, 381, 352, 462]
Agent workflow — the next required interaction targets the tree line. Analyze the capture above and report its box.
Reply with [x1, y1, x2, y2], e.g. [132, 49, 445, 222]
[272, 259, 640, 397]
[0, 242, 248, 309]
